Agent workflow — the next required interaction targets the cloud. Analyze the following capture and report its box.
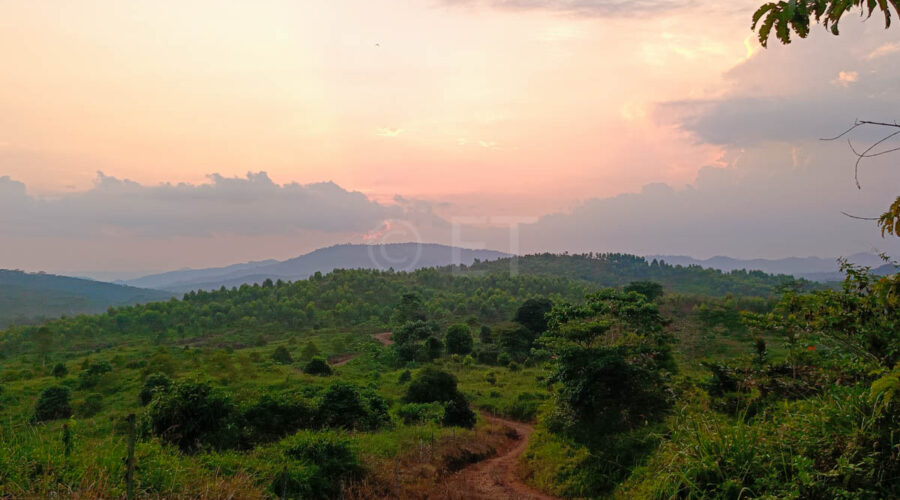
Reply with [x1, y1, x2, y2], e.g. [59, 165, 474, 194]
[866, 42, 900, 59]
[0, 172, 405, 238]
[441, 0, 694, 17]
[655, 23, 900, 146]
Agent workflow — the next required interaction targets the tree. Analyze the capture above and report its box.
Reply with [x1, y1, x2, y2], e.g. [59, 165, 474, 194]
[445, 324, 474, 355]
[479, 325, 494, 344]
[272, 346, 293, 365]
[623, 281, 664, 302]
[497, 323, 537, 362]
[403, 367, 475, 428]
[752, 1, 900, 47]
[300, 341, 320, 361]
[33, 386, 72, 423]
[52, 362, 68, 379]
[394, 292, 427, 325]
[317, 382, 388, 430]
[514, 298, 554, 335]
[542, 289, 675, 436]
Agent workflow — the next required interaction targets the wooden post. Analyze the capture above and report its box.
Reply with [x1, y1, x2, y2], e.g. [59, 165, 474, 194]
[125, 413, 136, 500]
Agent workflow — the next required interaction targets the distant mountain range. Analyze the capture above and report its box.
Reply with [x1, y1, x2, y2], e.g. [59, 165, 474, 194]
[124, 243, 511, 292]
[649, 253, 898, 282]
[0, 269, 172, 327]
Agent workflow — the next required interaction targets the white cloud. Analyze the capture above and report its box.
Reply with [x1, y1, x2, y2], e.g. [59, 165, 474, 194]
[832, 70, 859, 87]
[866, 41, 900, 59]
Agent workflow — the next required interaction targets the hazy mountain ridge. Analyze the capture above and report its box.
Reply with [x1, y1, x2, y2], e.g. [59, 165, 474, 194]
[126, 243, 511, 292]
[0, 269, 172, 327]
[649, 252, 896, 282]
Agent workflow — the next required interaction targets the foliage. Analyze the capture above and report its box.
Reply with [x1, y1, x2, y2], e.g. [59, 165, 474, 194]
[278, 431, 363, 499]
[397, 402, 444, 425]
[32, 386, 72, 423]
[300, 341, 320, 361]
[302, 357, 332, 376]
[514, 298, 554, 335]
[753, 0, 900, 46]
[76, 393, 103, 418]
[242, 393, 315, 444]
[139, 373, 173, 405]
[404, 367, 475, 428]
[51, 362, 67, 379]
[497, 323, 537, 362]
[445, 323, 474, 355]
[623, 280, 664, 301]
[542, 289, 675, 437]
[316, 382, 389, 431]
[879, 195, 900, 237]
[271, 346, 293, 364]
[146, 381, 240, 452]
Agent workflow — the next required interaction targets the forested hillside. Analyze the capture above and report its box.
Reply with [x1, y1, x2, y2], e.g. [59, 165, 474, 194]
[0, 270, 171, 328]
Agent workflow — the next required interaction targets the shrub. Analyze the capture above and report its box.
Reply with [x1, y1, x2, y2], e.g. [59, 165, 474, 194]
[78, 361, 113, 389]
[243, 393, 315, 444]
[442, 394, 476, 428]
[445, 324, 474, 355]
[484, 371, 497, 385]
[272, 346, 293, 365]
[300, 341, 320, 361]
[398, 369, 412, 383]
[476, 347, 499, 365]
[303, 357, 332, 376]
[52, 363, 68, 379]
[147, 381, 240, 452]
[76, 393, 103, 418]
[404, 368, 460, 404]
[33, 386, 72, 423]
[278, 430, 363, 499]
[479, 325, 493, 344]
[397, 402, 445, 425]
[139, 373, 173, 406]
[317, 382, 388, 431]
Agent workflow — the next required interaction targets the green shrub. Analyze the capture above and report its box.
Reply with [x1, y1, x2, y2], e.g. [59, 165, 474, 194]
[397, 369, 412, 383]
[317, 382, 388, 431]
[278, 430, 363, 499]
[303, 357, 332, 376]
[404, 367, 459, 404]
[76, 393, 103, 418]
[77, 361, 113, 389]
[272, 346, 293, 365]
[146, 381, 240, 452]
[33, 386, 72, 423]
[442, 394, 476, 428]
[397, 402, 444, 424]
[139, 373, 173, 406]
[52, 362, 68, 378]
[243, 393, 315, 444]
[300, 341, 320, 361]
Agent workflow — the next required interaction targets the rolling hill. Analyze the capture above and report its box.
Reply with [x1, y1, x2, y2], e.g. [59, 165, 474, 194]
[0, 269, 172, 327]
[125, 243, 511, 292]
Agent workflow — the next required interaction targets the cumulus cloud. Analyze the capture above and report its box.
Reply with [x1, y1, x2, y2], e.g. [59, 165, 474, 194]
[656, 23, 900, 146]
[0, 172, 405, 238]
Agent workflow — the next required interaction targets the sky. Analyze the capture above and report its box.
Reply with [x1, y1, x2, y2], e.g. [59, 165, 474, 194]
[1, 0, 899, 277]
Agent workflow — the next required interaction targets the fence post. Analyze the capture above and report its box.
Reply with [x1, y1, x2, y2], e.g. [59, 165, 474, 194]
[125, 413, 136, 500]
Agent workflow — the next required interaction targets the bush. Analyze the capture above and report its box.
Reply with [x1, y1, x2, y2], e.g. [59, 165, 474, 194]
[476, 347, 499, 365]
[398, 369, 412, 383]
[272, 346, 293, 365]
[404, 367, 460, 404]
[147, 381, 240, 452]
[479, 325, 494, 344]
[442, 394, 476, 428]
[303, 357, 332, 376]
[33, 386, 72, 423]
[445, 324, 474, 355]
[397, 402, 444, 424]
[317, 382, 389, 431]
[243, 393, 315, 444]
[52, 363, 68, 378]
[139, 373, 173, 406]
[76, 393, 103, 418]
[78, 361, 113, 389]
[278, 430, 363, 499]
[300, 341, 320, 361]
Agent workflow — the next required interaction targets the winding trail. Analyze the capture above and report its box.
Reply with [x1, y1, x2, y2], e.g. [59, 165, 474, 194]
[436, 414, 557, 500]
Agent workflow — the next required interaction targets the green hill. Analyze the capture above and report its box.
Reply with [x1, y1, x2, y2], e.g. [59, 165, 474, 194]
[0, 269, 172, 327]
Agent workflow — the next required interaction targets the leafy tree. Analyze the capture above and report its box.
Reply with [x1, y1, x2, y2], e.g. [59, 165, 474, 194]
[303, 357, 332, 376]
[33, 386, 72, 423]
[147, 381, 240, 452]
[394, 292, 427, 325]
[623, 281, 664, 302]
[317, 382, 388, 430]
[52, 362, 68, 379]
[542, 289, 675, 436]
[425, 336, 444, 361]
[272, 346, 293, 365]
[514, 298, 554, 335]
[445, 324, 474, 355]
[497, 323, 537, 362]
[753, 1, 900, 47]
[403, 367, 475, 428]
[479, 325, 494, 344]
[398, 369, 412, 383]
[139, 373, 173, 406]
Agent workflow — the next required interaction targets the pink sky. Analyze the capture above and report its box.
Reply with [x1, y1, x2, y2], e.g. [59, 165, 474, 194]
[2, 1, 899, 275]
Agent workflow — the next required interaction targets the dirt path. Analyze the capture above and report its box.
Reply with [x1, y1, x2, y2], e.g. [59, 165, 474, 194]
[372, 331, 393, 345]
[329, 333, 393, 367]
[435, 415, 557, 500]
